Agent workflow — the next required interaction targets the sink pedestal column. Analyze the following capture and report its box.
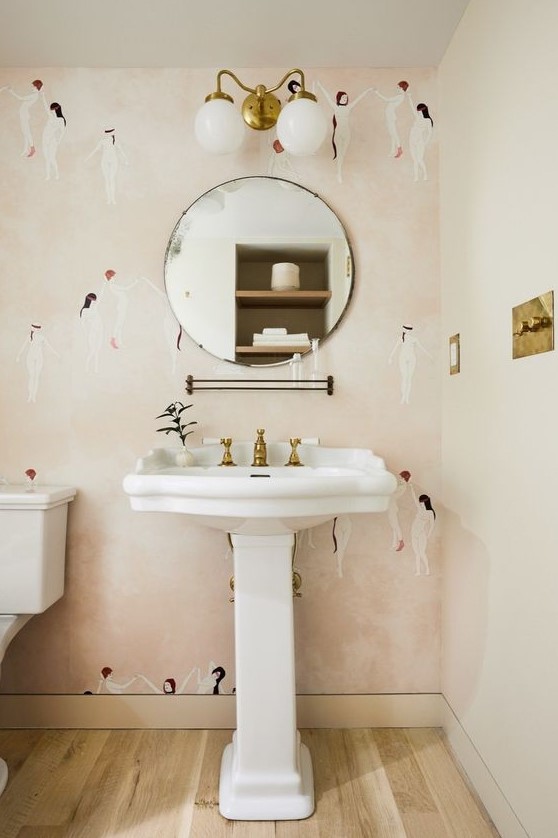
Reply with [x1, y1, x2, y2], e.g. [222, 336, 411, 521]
[219, 533, 314, 821]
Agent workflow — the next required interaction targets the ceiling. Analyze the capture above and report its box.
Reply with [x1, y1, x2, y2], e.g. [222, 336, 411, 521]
[0, 0, 470, 69]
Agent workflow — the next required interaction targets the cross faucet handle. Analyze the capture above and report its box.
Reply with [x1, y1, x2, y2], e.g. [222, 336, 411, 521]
[220, 438, 236, 466]
[286, 437, 303, 467]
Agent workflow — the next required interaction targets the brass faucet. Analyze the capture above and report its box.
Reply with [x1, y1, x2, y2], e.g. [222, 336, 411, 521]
[252, 428, 268, 466]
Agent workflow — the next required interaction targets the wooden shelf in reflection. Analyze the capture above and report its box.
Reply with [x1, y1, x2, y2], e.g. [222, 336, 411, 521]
[235, 290, 331, 309]
[236, 345, 311, 357]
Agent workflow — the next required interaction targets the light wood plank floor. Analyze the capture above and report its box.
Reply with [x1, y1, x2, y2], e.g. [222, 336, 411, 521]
[0, 728, 500, 837]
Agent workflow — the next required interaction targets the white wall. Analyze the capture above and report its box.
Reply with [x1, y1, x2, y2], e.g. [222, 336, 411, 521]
[440, 1, 558, 836]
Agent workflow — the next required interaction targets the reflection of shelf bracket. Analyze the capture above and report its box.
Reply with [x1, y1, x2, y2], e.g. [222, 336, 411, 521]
[186, 375, 334, 395]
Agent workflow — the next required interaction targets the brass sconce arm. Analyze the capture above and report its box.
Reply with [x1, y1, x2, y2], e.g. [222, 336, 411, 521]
[204, 68, 318, 131]
[209, 68, 311, 99]
[210, 69, 257, 100]
[196, 66, 327, 155]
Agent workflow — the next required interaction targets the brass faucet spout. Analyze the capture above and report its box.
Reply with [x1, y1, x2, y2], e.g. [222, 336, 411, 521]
[252, 428, 268, 466]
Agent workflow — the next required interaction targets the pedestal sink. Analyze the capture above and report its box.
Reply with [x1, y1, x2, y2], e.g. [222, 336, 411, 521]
[123, 441, 396, 820]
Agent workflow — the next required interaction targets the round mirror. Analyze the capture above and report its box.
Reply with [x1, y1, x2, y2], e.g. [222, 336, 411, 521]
[164, 176, 354, 366]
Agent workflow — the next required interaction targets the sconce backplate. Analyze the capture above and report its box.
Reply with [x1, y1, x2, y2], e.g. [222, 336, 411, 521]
[242, 91, 281, 130]
[512, 290, 554, 359]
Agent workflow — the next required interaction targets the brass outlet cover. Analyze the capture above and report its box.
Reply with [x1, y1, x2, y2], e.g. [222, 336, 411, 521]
[512, 290, 554, 359]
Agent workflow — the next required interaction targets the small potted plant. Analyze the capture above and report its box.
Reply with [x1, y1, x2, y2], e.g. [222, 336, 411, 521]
[155, 401, 197, 466]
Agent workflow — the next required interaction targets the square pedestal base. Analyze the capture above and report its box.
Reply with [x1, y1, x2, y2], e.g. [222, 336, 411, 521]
[218, 740, 314, 821]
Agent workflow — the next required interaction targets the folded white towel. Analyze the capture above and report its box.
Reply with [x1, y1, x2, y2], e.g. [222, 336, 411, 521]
[262, 327, 288, 335]
[253, 332, 309, 342]
[253, 338, 311, 347]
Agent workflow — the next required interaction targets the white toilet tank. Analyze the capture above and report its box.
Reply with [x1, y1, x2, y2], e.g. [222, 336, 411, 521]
[0, 486, 76, 614]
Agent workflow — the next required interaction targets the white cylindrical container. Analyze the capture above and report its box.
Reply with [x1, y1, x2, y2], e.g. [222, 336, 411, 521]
[271, 263, 300, 291]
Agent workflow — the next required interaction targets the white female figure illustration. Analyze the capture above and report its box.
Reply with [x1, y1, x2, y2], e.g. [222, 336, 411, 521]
[16, 324, 59, 403]
[410, 487, 436, 576]
[79, 293, 103, 372]
[135, 662, 226, 694]
[388, 324, 432, 405]
[86, 129, 129, 204]
[296, 525, 316, 552]
[267, 137, 300, 180]
[374, 80, 408, 158]
[332, 515, 352, 577]
[407, 95, 433, 181]
[2, 79, 43, 156]
[140, 276, 182, 373]
[196, 661, 226, 694]
[136, 669, 200, 694]
[387, 469, 411, 551]
[96, 666, 139, 694]
[316, 83, 372, 183]
[98, 269, 138, 349]
[42, 101, 66, 180]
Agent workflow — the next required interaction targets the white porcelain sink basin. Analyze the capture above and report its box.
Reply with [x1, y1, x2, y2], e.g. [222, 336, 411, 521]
[123, 442, 397, 535]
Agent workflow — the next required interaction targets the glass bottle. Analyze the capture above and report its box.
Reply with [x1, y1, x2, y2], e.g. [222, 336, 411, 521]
[310, 338, 321, 387]
[290, 352, 302, 387]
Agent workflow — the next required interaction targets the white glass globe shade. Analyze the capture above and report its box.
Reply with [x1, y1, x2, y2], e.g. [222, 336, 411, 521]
[194, 98, 246, 154]
[276, 98, 328, 156]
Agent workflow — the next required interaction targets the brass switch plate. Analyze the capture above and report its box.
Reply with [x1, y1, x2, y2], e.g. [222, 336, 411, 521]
[512, 290, 554, 359]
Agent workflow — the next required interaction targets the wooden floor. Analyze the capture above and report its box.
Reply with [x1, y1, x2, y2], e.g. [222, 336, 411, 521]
[0, 728, 500, 837]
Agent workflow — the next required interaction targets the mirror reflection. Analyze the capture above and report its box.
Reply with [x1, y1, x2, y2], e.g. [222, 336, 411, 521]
[164, 177, 354, 366]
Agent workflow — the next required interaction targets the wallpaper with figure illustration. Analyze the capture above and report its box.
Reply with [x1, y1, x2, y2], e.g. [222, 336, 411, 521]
[0, 68, 440, 695]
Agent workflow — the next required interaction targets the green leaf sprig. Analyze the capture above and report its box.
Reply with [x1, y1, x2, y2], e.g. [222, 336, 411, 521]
[155, 401, 197, 446]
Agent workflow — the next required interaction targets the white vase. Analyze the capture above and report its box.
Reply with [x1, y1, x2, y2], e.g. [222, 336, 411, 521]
[271, 262, 300, 291]
[175, 446, 194, 467]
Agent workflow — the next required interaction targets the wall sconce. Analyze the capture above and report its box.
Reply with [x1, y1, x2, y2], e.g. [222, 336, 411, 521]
[194, 68, 327, 156]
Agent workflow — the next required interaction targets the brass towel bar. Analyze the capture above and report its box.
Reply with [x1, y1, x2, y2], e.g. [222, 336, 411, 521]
[186, 375, 334, 395]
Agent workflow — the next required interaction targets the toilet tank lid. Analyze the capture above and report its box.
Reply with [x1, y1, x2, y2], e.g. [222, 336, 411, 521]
[0, 485, 76, 510]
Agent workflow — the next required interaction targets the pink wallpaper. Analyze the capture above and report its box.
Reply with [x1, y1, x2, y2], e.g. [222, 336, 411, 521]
[0, 68, 440, 695]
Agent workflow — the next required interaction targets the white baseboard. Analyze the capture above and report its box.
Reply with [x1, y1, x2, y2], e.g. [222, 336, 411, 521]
[440, 697, 529, 838]
[0, 692, 443, 730]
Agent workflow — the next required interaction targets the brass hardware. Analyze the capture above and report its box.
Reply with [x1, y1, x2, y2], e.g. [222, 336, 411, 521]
[203, 68, 319, 132]
[229, 571, 301, 600]
[515, 316, 552, 335]
[292, 532, 302, 597]
[449, 333, 460, 375]
[219, 438, 236, 466]
[252, 428, 268, 466]
[285, 438, 303, 466]
[512, 291, 554, 359]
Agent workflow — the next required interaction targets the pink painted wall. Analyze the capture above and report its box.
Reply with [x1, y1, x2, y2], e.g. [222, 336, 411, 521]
[0, 68, 440, 696]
